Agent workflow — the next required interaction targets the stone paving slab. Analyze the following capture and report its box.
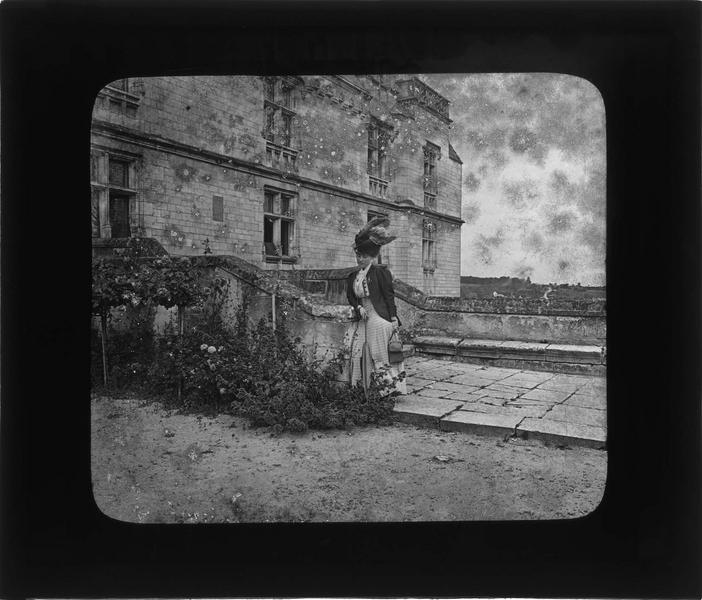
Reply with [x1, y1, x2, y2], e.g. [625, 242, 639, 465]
[519, 388, 570, 403]
[459, 402, 551, 419]
[444, 390, 490, 402]
[477, 386, 522, 401]
[483, 382, 530, 395]
[392, 356, 607, 449]
[506, 397, 556, 408]
[537, 379, 583, 393]
[563, 393, 607, 411]
[447, 373, 498, 387]
[578, 381, 607, 394]
[468, 394, 509, 406]
[474, 366, 523, 379]
[516, 417, 606, 449]
[440, 411, 523, 436]
[545, 404, 605, 428]
[416, 387, 452, 399]
[425, 381, 475, 394]
[392, 395, 464, 428]
[500, 371, 555, 386]
[409, 377, 436, 388]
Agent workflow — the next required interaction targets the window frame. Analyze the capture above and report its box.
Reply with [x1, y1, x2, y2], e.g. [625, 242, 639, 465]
[90, 149, 139, 239]
[262, 77, 296, 149]
[367, 118, 392, 181]
[263, 187, 298, 264]
[422, 218, 437, 272]
[423, 141, 440, 195]
[97, 78, 141, 116]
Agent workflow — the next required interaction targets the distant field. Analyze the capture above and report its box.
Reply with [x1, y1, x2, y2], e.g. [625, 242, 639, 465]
[460, 276, 606, 302]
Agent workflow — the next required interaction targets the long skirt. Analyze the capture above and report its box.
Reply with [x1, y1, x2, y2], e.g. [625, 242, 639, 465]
[349, 297, 407, 395]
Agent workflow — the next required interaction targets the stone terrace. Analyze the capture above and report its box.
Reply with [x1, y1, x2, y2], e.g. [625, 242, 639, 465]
[394, 355, 606, 449]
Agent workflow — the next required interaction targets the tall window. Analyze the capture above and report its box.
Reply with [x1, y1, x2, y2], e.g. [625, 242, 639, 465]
[90, 150, 137, 239]
[263, 77, 295, 148]
[367, 119, 391, 180]
[422, 219, 436, 272]
[423, 142, 440, 209]
[107, 157, 132, 238]
[263, 188, 297, 263]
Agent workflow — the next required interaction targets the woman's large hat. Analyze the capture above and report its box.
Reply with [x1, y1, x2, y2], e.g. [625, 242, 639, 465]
[353, 216, 397, 254]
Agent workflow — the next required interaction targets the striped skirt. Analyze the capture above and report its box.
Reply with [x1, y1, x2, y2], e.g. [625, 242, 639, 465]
[349, 297, 407, 395]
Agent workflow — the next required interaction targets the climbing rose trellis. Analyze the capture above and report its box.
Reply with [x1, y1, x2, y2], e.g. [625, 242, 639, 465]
[91, 256, 226, 386]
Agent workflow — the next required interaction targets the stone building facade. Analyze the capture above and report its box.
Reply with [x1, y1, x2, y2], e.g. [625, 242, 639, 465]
[91, 74, 464, 295]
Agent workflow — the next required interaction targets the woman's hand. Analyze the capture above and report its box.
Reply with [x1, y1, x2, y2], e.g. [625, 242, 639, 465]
[358, 306, 368, 320]
[391, 317, 400, 331]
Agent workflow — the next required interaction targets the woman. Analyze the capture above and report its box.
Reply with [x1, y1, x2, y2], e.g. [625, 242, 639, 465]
[346, 216, 407, 395]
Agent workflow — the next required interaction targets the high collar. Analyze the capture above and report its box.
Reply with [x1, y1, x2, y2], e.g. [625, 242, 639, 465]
[352, 262, 375, 273]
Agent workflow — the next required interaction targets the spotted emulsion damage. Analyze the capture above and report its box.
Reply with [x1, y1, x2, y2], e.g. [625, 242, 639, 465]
[425, 73, 605, 285]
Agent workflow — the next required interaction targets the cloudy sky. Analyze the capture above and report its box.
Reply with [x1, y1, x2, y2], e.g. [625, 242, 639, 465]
[424, 73, 606, 286]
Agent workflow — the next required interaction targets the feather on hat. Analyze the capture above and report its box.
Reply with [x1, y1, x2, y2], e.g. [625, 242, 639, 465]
[353, 216, 397, 250]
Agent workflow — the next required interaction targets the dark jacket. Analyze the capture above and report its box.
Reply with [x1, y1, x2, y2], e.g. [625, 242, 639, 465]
[346, 264, 402, 326]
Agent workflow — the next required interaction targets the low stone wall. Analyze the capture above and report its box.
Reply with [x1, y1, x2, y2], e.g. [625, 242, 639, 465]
[94, 255, 606, 378]
[210, 258, 356, 381]
[396, 297, 606, 345]
[278, 266, 606, 345]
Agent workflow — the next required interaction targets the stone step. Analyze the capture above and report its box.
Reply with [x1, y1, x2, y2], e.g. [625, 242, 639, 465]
[412, 336, 606, 376]
[392, 394, 607, 450]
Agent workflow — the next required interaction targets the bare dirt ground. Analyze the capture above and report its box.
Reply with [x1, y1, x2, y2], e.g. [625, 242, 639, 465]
[91, 394, 607, 523]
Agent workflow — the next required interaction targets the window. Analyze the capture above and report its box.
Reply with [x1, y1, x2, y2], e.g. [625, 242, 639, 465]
[423, 142, 440, 194]
[422, 219, 437, 272]
[98, 78, 140, 117]
[90, 150, 138, 239]
[263, 188, 297, 263]
[263, 77, 295, 148]
[367, 119, 391, 180]
[109, 158, 129, 188]
[109, 195, 131, 238]
[212, 195, 224, 222]
[424, 192, 437, 210]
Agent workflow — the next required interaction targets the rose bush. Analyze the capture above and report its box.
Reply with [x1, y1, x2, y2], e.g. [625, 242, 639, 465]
[94, 287, 401, 432]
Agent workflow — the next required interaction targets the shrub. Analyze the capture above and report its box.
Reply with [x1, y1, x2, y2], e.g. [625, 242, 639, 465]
[91, 257, 401, 431]
[97, 291, 401, 431]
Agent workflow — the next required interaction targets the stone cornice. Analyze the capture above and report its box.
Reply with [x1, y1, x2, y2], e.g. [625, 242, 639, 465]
[328, 75, 374, 101]
[91, 120, 464, 226]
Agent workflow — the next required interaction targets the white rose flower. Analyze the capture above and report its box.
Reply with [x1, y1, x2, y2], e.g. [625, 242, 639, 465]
[207, 346, 216, 353]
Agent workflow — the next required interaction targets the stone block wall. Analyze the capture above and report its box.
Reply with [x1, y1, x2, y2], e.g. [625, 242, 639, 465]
[92, 75, 464, 297]
[395, 296, 606, 345]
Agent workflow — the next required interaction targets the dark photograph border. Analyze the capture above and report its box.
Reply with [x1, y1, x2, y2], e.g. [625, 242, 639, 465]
[1, 0, 700, 598]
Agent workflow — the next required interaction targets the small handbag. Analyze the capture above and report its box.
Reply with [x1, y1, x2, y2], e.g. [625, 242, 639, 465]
[388, 330, 404, 364]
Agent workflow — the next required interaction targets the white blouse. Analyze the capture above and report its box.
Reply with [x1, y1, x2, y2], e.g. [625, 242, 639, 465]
[353, 263, 372, 298]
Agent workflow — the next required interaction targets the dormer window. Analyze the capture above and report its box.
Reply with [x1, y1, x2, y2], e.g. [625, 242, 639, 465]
[263, 77, 296, 148]
[423, 141, 440, 194]
[367, 118, 391, 180]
